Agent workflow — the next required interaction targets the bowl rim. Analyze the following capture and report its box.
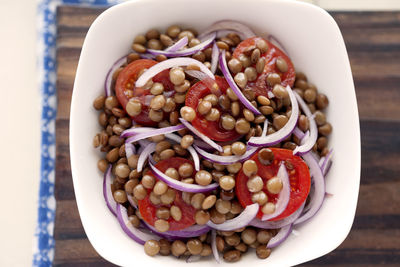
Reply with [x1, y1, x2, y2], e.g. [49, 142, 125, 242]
[70, 0, 361, 266]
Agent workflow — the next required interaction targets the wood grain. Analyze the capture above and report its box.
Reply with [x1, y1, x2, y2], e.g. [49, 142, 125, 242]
[54, 6, 400, 266]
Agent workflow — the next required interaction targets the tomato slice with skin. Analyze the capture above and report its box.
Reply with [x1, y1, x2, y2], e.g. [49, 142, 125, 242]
[138, 157, 197, 231]
[115, 59, 175, 126]
[232, 37, 295, 98]
[236, 148, 311, 221]
[185, 76, 242, 142]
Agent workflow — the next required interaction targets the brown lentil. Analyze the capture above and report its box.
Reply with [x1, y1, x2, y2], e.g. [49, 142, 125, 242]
[171, 240, 186, 257]
[215, 199, 231, 214]
[144, 240, 160, 256]
[266, 73, 281, 87]
[159, 149, 175, 160]
[132, 43, 146, 53]
[276, 57, 288, 72]
[314, 110, 326, 126]
[178, 163, 193, 178]
[235, 118, 251, 134]
[221, 114, 236, 130]
[223, 250, 241, 262]
[167, 25, 181, 38]
[252, 191, 268, 205]
[160, 189, 176, 205]
[304, 88, 317, 103]
[154, 219, 169, 232]
[231, 142, 246, 156]
[319, 123, 332, 136]
[195, 210, 210, 225]
[153, 180, 168, 195]
[159, 239, 171, 256]
[225, 233, 241, 246]
[197, 100, 212, 115]
[133, 184, 147, 200]
[257, 230, 272, 244]
[187, 239, 203, 255]
[115, 163, 130, 178]
[247, 175, 264, 192]
[273, 115, 288, 130]
[234, 72, 247, 89]
[156, 207, 170, 220]
[219, 176, 235, 191]
[205, 108, 220, 121]
[316, 93, 329, 109]
[256, 245, 271, 259]
[227, 162, 242, 174]
[191, 193, 206, 209]
[243, 160, 258, 177]
[195, 170, 212, 186]
[210, 208, 226, 224]
[261, 202, 276, 214]
[202, 195, 217, 209]
[267, 177, 283, 194]
[113, 190, 127, 203]
[298, 115, 309, 131]
[180, 106, 196, 121]
[219, 95, 231, 110]
[241, 228, 257, 245]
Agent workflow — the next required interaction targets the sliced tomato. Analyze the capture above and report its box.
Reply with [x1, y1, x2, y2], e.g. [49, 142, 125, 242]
[137, 157, 197, 231]
[232, 37, 295, 98]
[236, 148, 311, 221]
[185, 76, 241, 142]
[115, 59, 174, 126]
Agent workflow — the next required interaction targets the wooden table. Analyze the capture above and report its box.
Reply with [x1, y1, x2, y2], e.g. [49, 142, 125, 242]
[54, 6, 400, 266]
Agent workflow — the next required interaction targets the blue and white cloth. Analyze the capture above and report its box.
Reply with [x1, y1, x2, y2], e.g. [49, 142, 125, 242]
[33, 1, 121, 266]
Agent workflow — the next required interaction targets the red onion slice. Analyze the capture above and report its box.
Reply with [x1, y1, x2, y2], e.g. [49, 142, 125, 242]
[210, 42, 219, 74]
[207, 203, 258, 231]
[136, 57, 215, 88]
[250, 202, 305, 229]
[125, 143, 136, 159]
[198, 20, 256, 41]
[127, 194, 137, 209]
[267, 224, 293, 248]
[137, 142, 156, 172]
[116, 204, 159, 245]
[165, 133, 200, 171]
[103, 165, 117, 216]
[165, 36, 188, 52]
[294, 152, 326, 225]
[125, 124, 185, 143]
[179, 118, 223, 152]
[219, 49, 261, 115]
[292, 92, 318, 155]
[149, 161, 219, 193]
[143, 221, 210, 240]
[267, 35, 289, 56]
[261, 163, 291, 221]
[185, 70, 221, 96]
[194, 145, 258, 165]
[122, 124, 185, 139]
[104, 55, 126, 97]
[293, 127, 306, 140]
[321, 148, 333, 176]
[186, 255, 201, 263]
[211, 230, 221, 263]
[248, 86, 299, 146]
[139, 53, 156, 59]
[146, 33, 216, 57]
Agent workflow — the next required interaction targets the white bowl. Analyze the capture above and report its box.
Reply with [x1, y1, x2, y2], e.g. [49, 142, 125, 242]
[70, 0, 361, 266]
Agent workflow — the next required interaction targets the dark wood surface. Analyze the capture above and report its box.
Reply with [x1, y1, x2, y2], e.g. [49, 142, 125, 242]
[54, 6, 400, 266]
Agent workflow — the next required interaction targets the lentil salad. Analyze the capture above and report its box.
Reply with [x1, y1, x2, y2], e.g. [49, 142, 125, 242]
[92, 20, 332, 262]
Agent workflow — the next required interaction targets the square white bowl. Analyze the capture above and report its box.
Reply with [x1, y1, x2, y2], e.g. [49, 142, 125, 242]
[70, 0, 361, 266]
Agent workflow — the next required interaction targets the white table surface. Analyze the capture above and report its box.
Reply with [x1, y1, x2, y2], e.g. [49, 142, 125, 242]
[1, 0, 399, 266]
